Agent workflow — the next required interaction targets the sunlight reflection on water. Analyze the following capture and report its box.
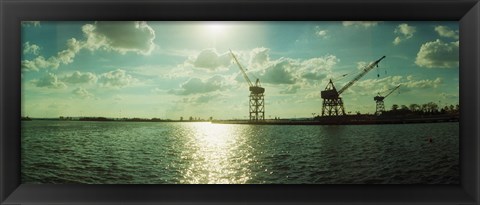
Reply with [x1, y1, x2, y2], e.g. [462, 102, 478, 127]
[181, 123, 251, 184]
[22, 121, 459, 184]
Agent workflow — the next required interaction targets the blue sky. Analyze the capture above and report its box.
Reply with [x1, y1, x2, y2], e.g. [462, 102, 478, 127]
[21, 21, 459, 119]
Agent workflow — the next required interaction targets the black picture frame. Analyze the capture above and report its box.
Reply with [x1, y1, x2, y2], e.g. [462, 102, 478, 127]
[1, 0, 479, 204]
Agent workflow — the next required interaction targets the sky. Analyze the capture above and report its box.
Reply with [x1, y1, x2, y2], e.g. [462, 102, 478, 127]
[21, 21, 459, 119]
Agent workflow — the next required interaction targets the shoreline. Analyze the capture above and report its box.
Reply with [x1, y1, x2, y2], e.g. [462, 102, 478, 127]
[212, 115, 459, 125]
[21, 113, 459, 126]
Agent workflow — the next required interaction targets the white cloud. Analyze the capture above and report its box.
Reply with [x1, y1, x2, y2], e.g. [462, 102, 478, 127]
[56, 38, 82, 64]
[350, 75, 443, 96]
[403, 77, 443, 89]
[21, 38, 82, 71]
[297, 55, 338, 81]
[316, 30, 328, 37]
[356, 61, 368, 70]
[23, 42, 40, 55]
[81, 24, 105, 51]
[249, 47, 270, 67]
[314, 26, 329, 39]
[98, 69, 137, 88]
[21, 56, 59, 71]
[170, 75, 228, 95]
[63, 71, 97, 84]
[189, 49, 231, 70]
[242, 48, 338, 85]
[164, 65, 195, 79]
[280, 85, 301, 94]
[342, 21, 379, 28]
[259, 58, 296, 84]
[393, 37, 402, 45]
[72, 87, 93, 99]
[395, 24, 416, 38]
[181, 93, 221, 104]
[34, 73, 67, 89]
[415, 39, 459, 68]
[434, 26, 459, 39]
[82, 21, 156, 55]
[224, 48, 338, 91]
[23, 22, 156, 72]
[393, 23, 416, 45]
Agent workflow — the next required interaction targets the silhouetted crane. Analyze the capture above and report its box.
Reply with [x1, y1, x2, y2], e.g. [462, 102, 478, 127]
[230, 50, 265, 121]
[374, 84, 401, 115]
[321, 56, 386, 116]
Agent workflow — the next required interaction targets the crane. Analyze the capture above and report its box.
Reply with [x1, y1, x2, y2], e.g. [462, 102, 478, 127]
[374, 84, 401, 115]
[321, 56, 386, 116]
[230, 49, 265, 121]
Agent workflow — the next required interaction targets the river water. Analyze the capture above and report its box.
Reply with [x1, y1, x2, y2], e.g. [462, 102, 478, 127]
[21, 121, 459, 184]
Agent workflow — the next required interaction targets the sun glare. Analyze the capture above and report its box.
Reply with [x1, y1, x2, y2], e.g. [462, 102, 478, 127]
[200, 22, 231, 48]
[181, 122, 252, 184]
[205, 22, 228, 36]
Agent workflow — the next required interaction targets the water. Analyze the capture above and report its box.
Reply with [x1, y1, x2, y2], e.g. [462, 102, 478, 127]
[21, 121, 459, 184]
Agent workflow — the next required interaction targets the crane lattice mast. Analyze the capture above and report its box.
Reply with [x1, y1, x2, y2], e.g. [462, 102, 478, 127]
[321, 56, 386, 116]
[374, 84, 401, 115]
[230, 50, 265, 121]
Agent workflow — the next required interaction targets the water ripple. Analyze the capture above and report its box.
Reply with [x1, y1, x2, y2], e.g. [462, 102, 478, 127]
[22, 121, 459, 184]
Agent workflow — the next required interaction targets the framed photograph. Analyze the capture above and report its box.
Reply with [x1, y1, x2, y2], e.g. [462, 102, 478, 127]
[1, 0, 479, 204]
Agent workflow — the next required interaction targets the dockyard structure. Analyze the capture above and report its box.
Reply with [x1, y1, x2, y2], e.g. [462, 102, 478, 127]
[321, 56, 386, 116]
[374, 85, 401, 115]
[230, 50, 265, 121]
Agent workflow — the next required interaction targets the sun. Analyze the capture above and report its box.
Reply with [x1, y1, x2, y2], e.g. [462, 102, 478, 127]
[201, 22, 230, 47]
[205, 22, 228, 36]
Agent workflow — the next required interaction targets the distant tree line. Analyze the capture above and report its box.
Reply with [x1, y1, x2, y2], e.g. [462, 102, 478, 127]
[24, 116, 216, 122]
[383, 102, 459, 116]
[179, 116, 213, 121]
[78, 117, 165, 122]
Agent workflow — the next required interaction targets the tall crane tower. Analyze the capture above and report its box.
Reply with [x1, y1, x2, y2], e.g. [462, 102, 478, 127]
[321, 56, 386, 116]
[230, 50, 265, 121]
[374, 85, 400, 115]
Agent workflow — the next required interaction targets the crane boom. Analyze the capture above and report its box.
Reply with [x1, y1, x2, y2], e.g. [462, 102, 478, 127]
[338, 56, 386, 95]
[230, 49, 253, 87]
[229, 49, 265, 121]
[384, 85, 400, 98]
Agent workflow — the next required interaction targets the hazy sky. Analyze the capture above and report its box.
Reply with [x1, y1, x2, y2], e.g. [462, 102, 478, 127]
[21, 21, 459, 119]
